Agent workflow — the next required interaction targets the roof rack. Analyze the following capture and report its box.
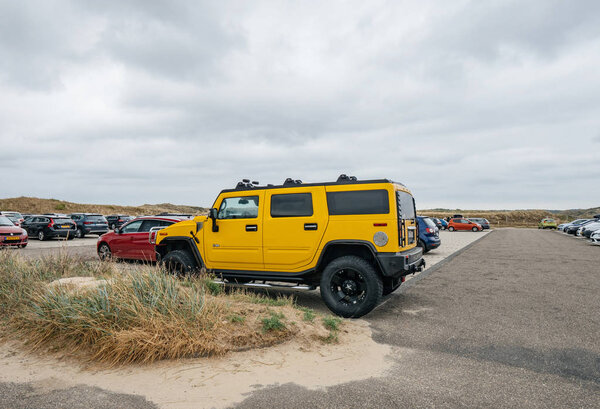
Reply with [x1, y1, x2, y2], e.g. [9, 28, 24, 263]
[235, 179, 259, 189]
[283, 178, 303, 186]
[336, 174, 358, 183]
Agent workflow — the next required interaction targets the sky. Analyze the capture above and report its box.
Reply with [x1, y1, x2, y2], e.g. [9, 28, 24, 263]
[1, 0, 599, 210]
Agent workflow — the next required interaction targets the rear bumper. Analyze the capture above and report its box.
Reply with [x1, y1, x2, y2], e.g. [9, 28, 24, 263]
[50, 230, 76, 237]
[376, 246, 426, 278]
[84, 227, 109, 234]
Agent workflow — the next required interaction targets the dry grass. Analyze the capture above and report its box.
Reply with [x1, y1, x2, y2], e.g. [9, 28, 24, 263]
[0, 252, 339, 365]
[0, 196, 207, 216]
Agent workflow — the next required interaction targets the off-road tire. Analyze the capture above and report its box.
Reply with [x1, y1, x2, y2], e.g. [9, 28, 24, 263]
[98, 243, 112, 261]
[448, 226, 455, 232]
[162, 250, 197, 276]
[320, 255, 383, 318]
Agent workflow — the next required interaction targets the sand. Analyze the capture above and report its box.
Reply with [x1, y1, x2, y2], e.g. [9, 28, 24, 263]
[0, 319, 391, 408]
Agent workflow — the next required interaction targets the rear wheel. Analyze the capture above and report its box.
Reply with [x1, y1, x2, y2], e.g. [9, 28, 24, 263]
[320, 256, 383, 318]
[98, 243, 112, 261]
[448, 226, 455, 232]
[37, 231, 46, 241]
[418, 239, 430, 254]
[162, 250, 197, 276]
[75, 228, 85, 238]
[472, 226, 478, 232]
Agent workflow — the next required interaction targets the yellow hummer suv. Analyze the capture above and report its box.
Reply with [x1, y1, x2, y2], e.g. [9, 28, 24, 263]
[154, 175, 425, 317]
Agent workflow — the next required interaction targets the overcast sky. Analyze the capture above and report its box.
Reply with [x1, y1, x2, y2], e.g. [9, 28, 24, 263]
[1, 0, 599, 210]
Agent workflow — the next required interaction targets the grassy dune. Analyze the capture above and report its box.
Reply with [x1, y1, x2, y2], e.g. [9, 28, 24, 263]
[0, 252, 339, 365]
[421, 207, 600, 228]
[0, 197, 207, 216]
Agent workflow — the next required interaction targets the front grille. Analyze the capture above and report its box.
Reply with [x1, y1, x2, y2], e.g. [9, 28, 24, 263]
[0, 232, 19, 236]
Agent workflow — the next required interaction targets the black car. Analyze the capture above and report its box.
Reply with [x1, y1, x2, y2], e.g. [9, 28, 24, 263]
[22, 215, 77, 241]
[69, 213, 109, 238]
[106, 215, 132, 230]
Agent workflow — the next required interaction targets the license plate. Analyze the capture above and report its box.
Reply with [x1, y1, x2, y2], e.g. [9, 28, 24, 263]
[61, 225, 71, 228]
[5, 236, 20, 241]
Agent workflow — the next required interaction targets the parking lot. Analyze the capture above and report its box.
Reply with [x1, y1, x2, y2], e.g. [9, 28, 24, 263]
[2, 228, 598, 408]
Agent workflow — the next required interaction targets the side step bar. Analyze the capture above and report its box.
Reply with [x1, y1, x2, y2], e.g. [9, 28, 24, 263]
[213, 280, 316, 291]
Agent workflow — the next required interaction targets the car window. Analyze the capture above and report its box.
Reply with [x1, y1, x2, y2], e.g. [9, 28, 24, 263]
[422, 218, 436, 228]
[271, 193, 313, 217]
[327, 190, 390, 216]
[140, 219, 164, 232]
[0, 216, 13, 226]
[218, 196, 259, 219]
[53, 218, 73, 224]
[86, 215, 106, 222]
[121, 220, 143, 233]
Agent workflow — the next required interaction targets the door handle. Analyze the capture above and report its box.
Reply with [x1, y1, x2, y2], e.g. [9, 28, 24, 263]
[304, 223, 318, 231]
[246, 224, 258, 232]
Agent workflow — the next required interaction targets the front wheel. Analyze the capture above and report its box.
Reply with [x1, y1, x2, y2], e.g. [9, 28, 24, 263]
[320, 256, 383, 318]
[98, 243, 112, 261]
[448, 226, 455, 232]
[162, 250, 197, 276]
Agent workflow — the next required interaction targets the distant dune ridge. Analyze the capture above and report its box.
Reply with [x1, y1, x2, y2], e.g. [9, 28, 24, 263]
[0, 197, 207, 216]
[0, 197, 597, 227]
[421, 208, 600, 228]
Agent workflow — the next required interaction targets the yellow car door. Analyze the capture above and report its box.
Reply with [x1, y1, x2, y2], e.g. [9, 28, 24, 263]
[204, 192, 264, 270]
[262, 186, 328, 271]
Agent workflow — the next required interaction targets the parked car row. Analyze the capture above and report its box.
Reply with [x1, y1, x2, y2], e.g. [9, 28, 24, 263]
[0, 209, 194, 244]
[557, 215, 600, 244]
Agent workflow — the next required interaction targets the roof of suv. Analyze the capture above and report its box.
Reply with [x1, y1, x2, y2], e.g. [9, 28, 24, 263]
[220, 175, 404, 194]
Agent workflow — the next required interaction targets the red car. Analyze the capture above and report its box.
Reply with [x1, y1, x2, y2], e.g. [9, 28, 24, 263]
[447, 218, 483, 232]
[97, 216, 189, 261]
[0, 215, 28, 248]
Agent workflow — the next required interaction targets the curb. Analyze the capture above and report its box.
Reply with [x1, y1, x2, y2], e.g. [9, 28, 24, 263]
[397, 230, 495, 293]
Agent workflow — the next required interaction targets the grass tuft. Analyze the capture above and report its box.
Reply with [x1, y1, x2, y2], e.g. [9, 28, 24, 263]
[261, 312, 286, 332]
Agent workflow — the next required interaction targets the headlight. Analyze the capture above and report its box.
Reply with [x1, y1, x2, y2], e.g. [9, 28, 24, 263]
[21, 229, 27, 236]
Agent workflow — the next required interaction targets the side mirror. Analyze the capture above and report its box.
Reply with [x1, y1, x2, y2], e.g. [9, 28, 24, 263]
[209, 208, 219, 232]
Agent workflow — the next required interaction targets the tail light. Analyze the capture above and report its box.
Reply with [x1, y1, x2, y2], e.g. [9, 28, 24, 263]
[149, 230, 157, 244]
[84, 221, 93, 225]
[47, 219, 54, 228]
[426, 227, 435, 234]
[118, 219, 123, 222]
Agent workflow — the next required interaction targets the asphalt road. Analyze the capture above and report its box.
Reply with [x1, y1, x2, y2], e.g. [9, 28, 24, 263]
[235, 229, 600, 408]
[2, 229, 598, 408]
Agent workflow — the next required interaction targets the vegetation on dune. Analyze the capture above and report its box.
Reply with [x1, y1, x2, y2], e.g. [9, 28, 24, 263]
[0, 197, 207, 217]
[421, 207, 600, 228]
[0, 252, 342, 365]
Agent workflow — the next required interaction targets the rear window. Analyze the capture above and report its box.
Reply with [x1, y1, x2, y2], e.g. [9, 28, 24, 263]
[422, 217, 436, 228]
[53, 218, 73, 224]
[86, 215, 106, 222]
[396, 191, 416, 219]
[327, 190, 389, 215]
[271, 193, 313, 217]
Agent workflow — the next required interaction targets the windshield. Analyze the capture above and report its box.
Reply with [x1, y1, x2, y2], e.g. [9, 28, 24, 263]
[0, 216, 15, 226]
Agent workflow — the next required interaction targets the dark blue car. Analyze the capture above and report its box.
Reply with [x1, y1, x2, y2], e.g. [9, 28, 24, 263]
[417, 216, 441, 253]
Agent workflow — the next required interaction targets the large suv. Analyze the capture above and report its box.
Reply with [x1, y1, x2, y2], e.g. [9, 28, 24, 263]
[153, 175, 425, 318]
[69, 213, 109, 238]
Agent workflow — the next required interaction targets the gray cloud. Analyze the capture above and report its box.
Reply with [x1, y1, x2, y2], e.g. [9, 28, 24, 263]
[1, 0, 599, 209]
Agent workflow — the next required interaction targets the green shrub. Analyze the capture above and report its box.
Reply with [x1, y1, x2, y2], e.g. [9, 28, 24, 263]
[261, 312, 286, 332]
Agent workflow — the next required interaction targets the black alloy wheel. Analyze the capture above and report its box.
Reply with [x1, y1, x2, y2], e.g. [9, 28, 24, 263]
[320, 255, 382, 318]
